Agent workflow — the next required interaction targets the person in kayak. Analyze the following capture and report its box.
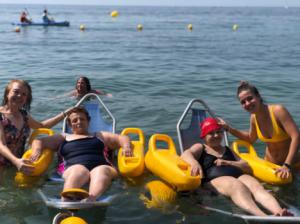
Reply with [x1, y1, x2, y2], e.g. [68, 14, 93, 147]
[181, 117, 293, 216]
[42, 9, 54, 23]
[20, 11, 31, 23]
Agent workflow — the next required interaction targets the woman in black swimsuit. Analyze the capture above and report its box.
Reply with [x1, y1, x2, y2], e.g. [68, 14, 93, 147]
[31, 107, 133, 201]
[181, 117, 292, 216]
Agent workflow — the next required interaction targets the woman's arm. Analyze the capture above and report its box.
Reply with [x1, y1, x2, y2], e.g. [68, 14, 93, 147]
[0, 124, 23, 167]
[215, 149, 252, 174]
[30, 134, 65, 161]
[0, 124, 34, 174]
[99, 131, 133, 156]
[275, 105, 300, 166]
[218, 117, 258, 143]
[27, 106, 75, 129]
[49, 90, 75, 100]
[93, 89, 113, 97]
[180, 143, 204, 177]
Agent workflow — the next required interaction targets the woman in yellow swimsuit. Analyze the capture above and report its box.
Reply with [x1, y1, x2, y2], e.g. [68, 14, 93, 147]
[219, 81, 299, 179]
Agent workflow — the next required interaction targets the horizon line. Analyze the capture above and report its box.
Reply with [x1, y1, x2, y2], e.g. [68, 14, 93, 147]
[0, 2, 299, 8]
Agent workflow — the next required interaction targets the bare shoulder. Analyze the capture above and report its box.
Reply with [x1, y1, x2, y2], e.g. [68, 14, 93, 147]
[53, 133, 66, 141]
[190, 143, 204, 152]
[96, 131, 117, 141]
[272, 104, 287, 112]
[272, 104, 292, 118]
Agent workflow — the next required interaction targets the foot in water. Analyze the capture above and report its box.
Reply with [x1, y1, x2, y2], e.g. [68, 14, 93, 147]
[274, 208, 294, 216]
[81, 195, 97, 202]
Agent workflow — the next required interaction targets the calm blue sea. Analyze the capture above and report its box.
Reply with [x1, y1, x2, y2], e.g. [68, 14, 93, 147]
[0, 4, 300, 224]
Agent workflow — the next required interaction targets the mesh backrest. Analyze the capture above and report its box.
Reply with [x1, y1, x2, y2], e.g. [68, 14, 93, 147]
[180, 108, 207, 150]
[64, 102, 113, 134]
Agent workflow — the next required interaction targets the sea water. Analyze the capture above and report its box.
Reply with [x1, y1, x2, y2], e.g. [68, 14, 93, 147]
[0, 4, 299, 223]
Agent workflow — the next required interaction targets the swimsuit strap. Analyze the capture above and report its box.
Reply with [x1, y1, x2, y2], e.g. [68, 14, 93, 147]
[254, 105, 289, 143]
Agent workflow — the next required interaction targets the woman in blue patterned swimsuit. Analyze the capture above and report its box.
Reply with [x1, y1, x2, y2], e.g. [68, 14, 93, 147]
[30, 107, 133, 201]
[0, 79, 74, 180]
[181, 117, 292, 216]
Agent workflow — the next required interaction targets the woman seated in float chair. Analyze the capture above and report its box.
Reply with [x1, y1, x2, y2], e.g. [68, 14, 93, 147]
[181, 117, 293, 216]
[30, 107, 133, 201]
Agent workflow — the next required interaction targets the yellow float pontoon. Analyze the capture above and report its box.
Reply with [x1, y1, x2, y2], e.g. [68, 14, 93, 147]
[118, 127, 145, 177]
[145, 133, 201, 191]
[15, 128, 55, 187]
[232, 140, 292, 185]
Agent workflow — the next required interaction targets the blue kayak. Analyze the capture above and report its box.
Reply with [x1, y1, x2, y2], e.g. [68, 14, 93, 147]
[12, 21, 70, 27]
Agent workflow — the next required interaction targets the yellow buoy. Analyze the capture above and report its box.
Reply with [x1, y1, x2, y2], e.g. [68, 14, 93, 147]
[137, 24, 143, 31]
[14, 172, 40, 188]
[60, 216, 87, 224]
[110, 10, 119, 17]
[14, 26, 21, 32]
[187, 24, 193, 31]
[140, 180, 176, 209]
[79, 24, 86, 31]
[232, 24, 239, 31]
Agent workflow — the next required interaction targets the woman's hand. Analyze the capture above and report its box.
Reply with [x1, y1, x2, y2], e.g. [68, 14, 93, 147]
[217, 118, 230, 131]
[275, 166, 292, 179]
[122, 143, 133, 157]
[15, 158, 35, 175]
[214, 159, 232, 166]
[190, 161, 203, 177]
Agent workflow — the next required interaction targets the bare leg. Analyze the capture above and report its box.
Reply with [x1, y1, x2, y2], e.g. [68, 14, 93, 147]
[87, 165, 118, 201]
[62, 164, 90, 191]
[238, 174, 293, 216]
[210, 176, 267, 216]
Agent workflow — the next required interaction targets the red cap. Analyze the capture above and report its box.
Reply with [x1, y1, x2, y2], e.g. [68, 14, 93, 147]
[200, 117, 221, 138]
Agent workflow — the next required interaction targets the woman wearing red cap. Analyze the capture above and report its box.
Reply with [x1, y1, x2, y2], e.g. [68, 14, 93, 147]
[219, 81, 299, 179]
[181, 117, 292, 216]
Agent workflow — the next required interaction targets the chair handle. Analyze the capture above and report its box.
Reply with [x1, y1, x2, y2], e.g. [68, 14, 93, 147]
[148, 133, 177, 155]
[121, 127, 145, 146]
[232, 140, 258, 157]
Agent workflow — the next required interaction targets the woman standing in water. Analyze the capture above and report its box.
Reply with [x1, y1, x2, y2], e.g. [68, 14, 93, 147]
[219, 81, 299, 179]
[0, 79, 74, 180]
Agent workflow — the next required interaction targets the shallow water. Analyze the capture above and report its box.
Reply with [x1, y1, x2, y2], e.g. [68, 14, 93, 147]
[0, 4, 300, 223]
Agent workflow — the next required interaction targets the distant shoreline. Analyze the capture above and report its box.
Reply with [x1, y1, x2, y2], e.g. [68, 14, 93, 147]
[0, 3, 299, 8]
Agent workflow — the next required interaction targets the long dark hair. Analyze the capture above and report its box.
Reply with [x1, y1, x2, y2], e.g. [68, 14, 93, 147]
[2, 79, 32, 111]
[76, 76, 91, 92]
